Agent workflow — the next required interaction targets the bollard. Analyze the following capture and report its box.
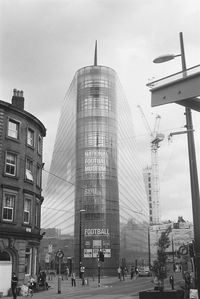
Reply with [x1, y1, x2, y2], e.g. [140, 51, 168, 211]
[58, 275, 62, 294]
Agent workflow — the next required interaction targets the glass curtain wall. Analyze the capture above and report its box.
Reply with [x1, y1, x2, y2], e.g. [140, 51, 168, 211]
[117, 78, 149, 265]
[42, 77, 77, 235]
[42, 64, 149, 273]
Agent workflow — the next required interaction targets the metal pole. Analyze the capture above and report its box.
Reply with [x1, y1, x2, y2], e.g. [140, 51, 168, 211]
[79, 211, 82, 278]
[180, 32, 200, 296]
[172, 238, 174, 268]
[58, 257, 61, 294]
[98, 262, 101, 287]
[148, 226, 151, 267]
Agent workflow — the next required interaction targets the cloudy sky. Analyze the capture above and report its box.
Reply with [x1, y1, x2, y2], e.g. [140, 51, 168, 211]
[1, 0, 200, 222]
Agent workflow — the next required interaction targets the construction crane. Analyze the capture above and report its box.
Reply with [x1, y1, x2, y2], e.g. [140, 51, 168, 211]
[137, 105, 164, 224]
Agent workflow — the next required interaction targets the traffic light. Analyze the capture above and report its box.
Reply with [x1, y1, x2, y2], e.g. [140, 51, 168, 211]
[99, 251, 104, 262]
[188, 242, 194, 258]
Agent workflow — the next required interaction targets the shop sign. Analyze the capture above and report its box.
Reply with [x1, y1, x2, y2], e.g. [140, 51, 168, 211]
[85, 228, 109, 236]
[103, 249, 111, 258]
[84, 249, 92, 258]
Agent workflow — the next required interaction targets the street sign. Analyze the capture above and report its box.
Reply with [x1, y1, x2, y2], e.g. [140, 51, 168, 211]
[56, 250, 64, 259]
[178, 245, 188, 256]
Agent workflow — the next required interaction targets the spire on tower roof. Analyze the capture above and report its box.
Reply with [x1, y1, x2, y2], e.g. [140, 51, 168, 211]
[94, 40, 97, 66]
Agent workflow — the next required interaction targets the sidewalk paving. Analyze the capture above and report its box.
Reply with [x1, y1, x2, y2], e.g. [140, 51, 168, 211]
[3, 276, 128, 298]
[3, 272, 183, 299]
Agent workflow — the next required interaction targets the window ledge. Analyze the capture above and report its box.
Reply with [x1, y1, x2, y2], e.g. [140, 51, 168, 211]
[22, 223, 32, 228]
[5, 136, 20, 143]
[24, 179, 34, 185]
[3, 174, 19, 180]
[26, 144, 35, 150]
[0, 220, 17, 225]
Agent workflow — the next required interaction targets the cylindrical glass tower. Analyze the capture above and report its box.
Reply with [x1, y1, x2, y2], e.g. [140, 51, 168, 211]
[42, 60, 149, 275]
[74, 66, 120, 275]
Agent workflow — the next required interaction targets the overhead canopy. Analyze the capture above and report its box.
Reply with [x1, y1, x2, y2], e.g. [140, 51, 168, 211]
[147, 64, 200, 112]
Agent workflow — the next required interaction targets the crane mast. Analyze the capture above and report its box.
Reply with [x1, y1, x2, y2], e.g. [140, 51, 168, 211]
[138, 106, 164, 224]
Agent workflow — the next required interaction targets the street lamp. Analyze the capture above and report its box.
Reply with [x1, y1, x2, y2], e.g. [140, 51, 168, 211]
[153, 32, 200, 296]
[79, 209, 86, 278]
[153, 54, 181, 64]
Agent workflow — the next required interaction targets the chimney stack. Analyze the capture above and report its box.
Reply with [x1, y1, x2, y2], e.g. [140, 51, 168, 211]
[12, 89, 24, 110]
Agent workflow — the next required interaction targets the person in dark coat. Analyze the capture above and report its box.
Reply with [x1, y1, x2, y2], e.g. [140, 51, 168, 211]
[169, 275, 174, 290]
[130, 266, 134, 279]
[11, 272, 18, 299]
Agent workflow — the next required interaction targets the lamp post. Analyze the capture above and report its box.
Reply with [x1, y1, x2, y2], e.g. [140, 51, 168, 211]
[79, 209, 86, 278]
[153, 32, 200, 296]
[148, 226, 151, 268]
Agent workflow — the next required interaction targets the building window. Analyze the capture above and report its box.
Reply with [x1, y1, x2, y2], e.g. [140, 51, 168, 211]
[38, 135, 42, 155]
[35, 200, 40, 227]
[27, 128, 34, 147]
[86, 132, 108, 147]
[5, 152, 17, 176]
[36, 165, 41, 187]
[26, 158, 34, 181]
[24, 197, 31, 224]
[8, 119, 19, 139]
[80, 97, 111, 111]
[2, 193, 15, 222]
[25, 248, 32, 274]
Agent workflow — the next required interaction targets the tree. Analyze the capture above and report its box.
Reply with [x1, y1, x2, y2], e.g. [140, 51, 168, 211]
[152, 225, 172, 291]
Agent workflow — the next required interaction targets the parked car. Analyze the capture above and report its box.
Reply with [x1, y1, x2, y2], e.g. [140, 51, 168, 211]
[138, 266, 151, 277]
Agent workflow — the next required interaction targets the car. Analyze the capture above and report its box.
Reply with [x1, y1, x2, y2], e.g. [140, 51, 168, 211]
[138, 266, 151, 277]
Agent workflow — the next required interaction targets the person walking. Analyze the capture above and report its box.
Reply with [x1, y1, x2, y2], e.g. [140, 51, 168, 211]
[71, 272, 76, 287]
[121, 268, 125, 281]
[11, 272, 18, 299]
[117, 266, 121, 281]
[130, 266, 134, 280]
[169, 275, 174, 290]
[80, 265, 85, 286]
[65, 266, 69, 280]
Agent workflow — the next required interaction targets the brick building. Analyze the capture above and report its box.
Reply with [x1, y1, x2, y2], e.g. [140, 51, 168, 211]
[0, 89, 46, 292]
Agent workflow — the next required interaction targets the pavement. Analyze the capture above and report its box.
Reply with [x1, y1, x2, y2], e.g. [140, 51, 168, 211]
[3, 272, 184, 299]
[3, 275, 139, 299]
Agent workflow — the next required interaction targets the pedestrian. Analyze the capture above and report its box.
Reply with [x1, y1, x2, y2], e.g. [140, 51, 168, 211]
[117, 266, 121, 281]
[11, 272, 18, 299]
[169, 275, 174, 290]
[65, 266, 69, 280]
[121, 268, 125, 281]
[135, 267, 139, 279]
[71, 272, 76, 287]
[28, 277, 35, 296]
[80, 265, 85, 279]
[184, 271, 191, 299]
[130, 266, 134, 280]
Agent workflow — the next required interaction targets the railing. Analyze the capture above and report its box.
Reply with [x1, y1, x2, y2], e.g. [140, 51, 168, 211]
[147, 64, 200, 90]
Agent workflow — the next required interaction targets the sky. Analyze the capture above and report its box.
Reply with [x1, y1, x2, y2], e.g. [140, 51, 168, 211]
[1, 0, 200, 223]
